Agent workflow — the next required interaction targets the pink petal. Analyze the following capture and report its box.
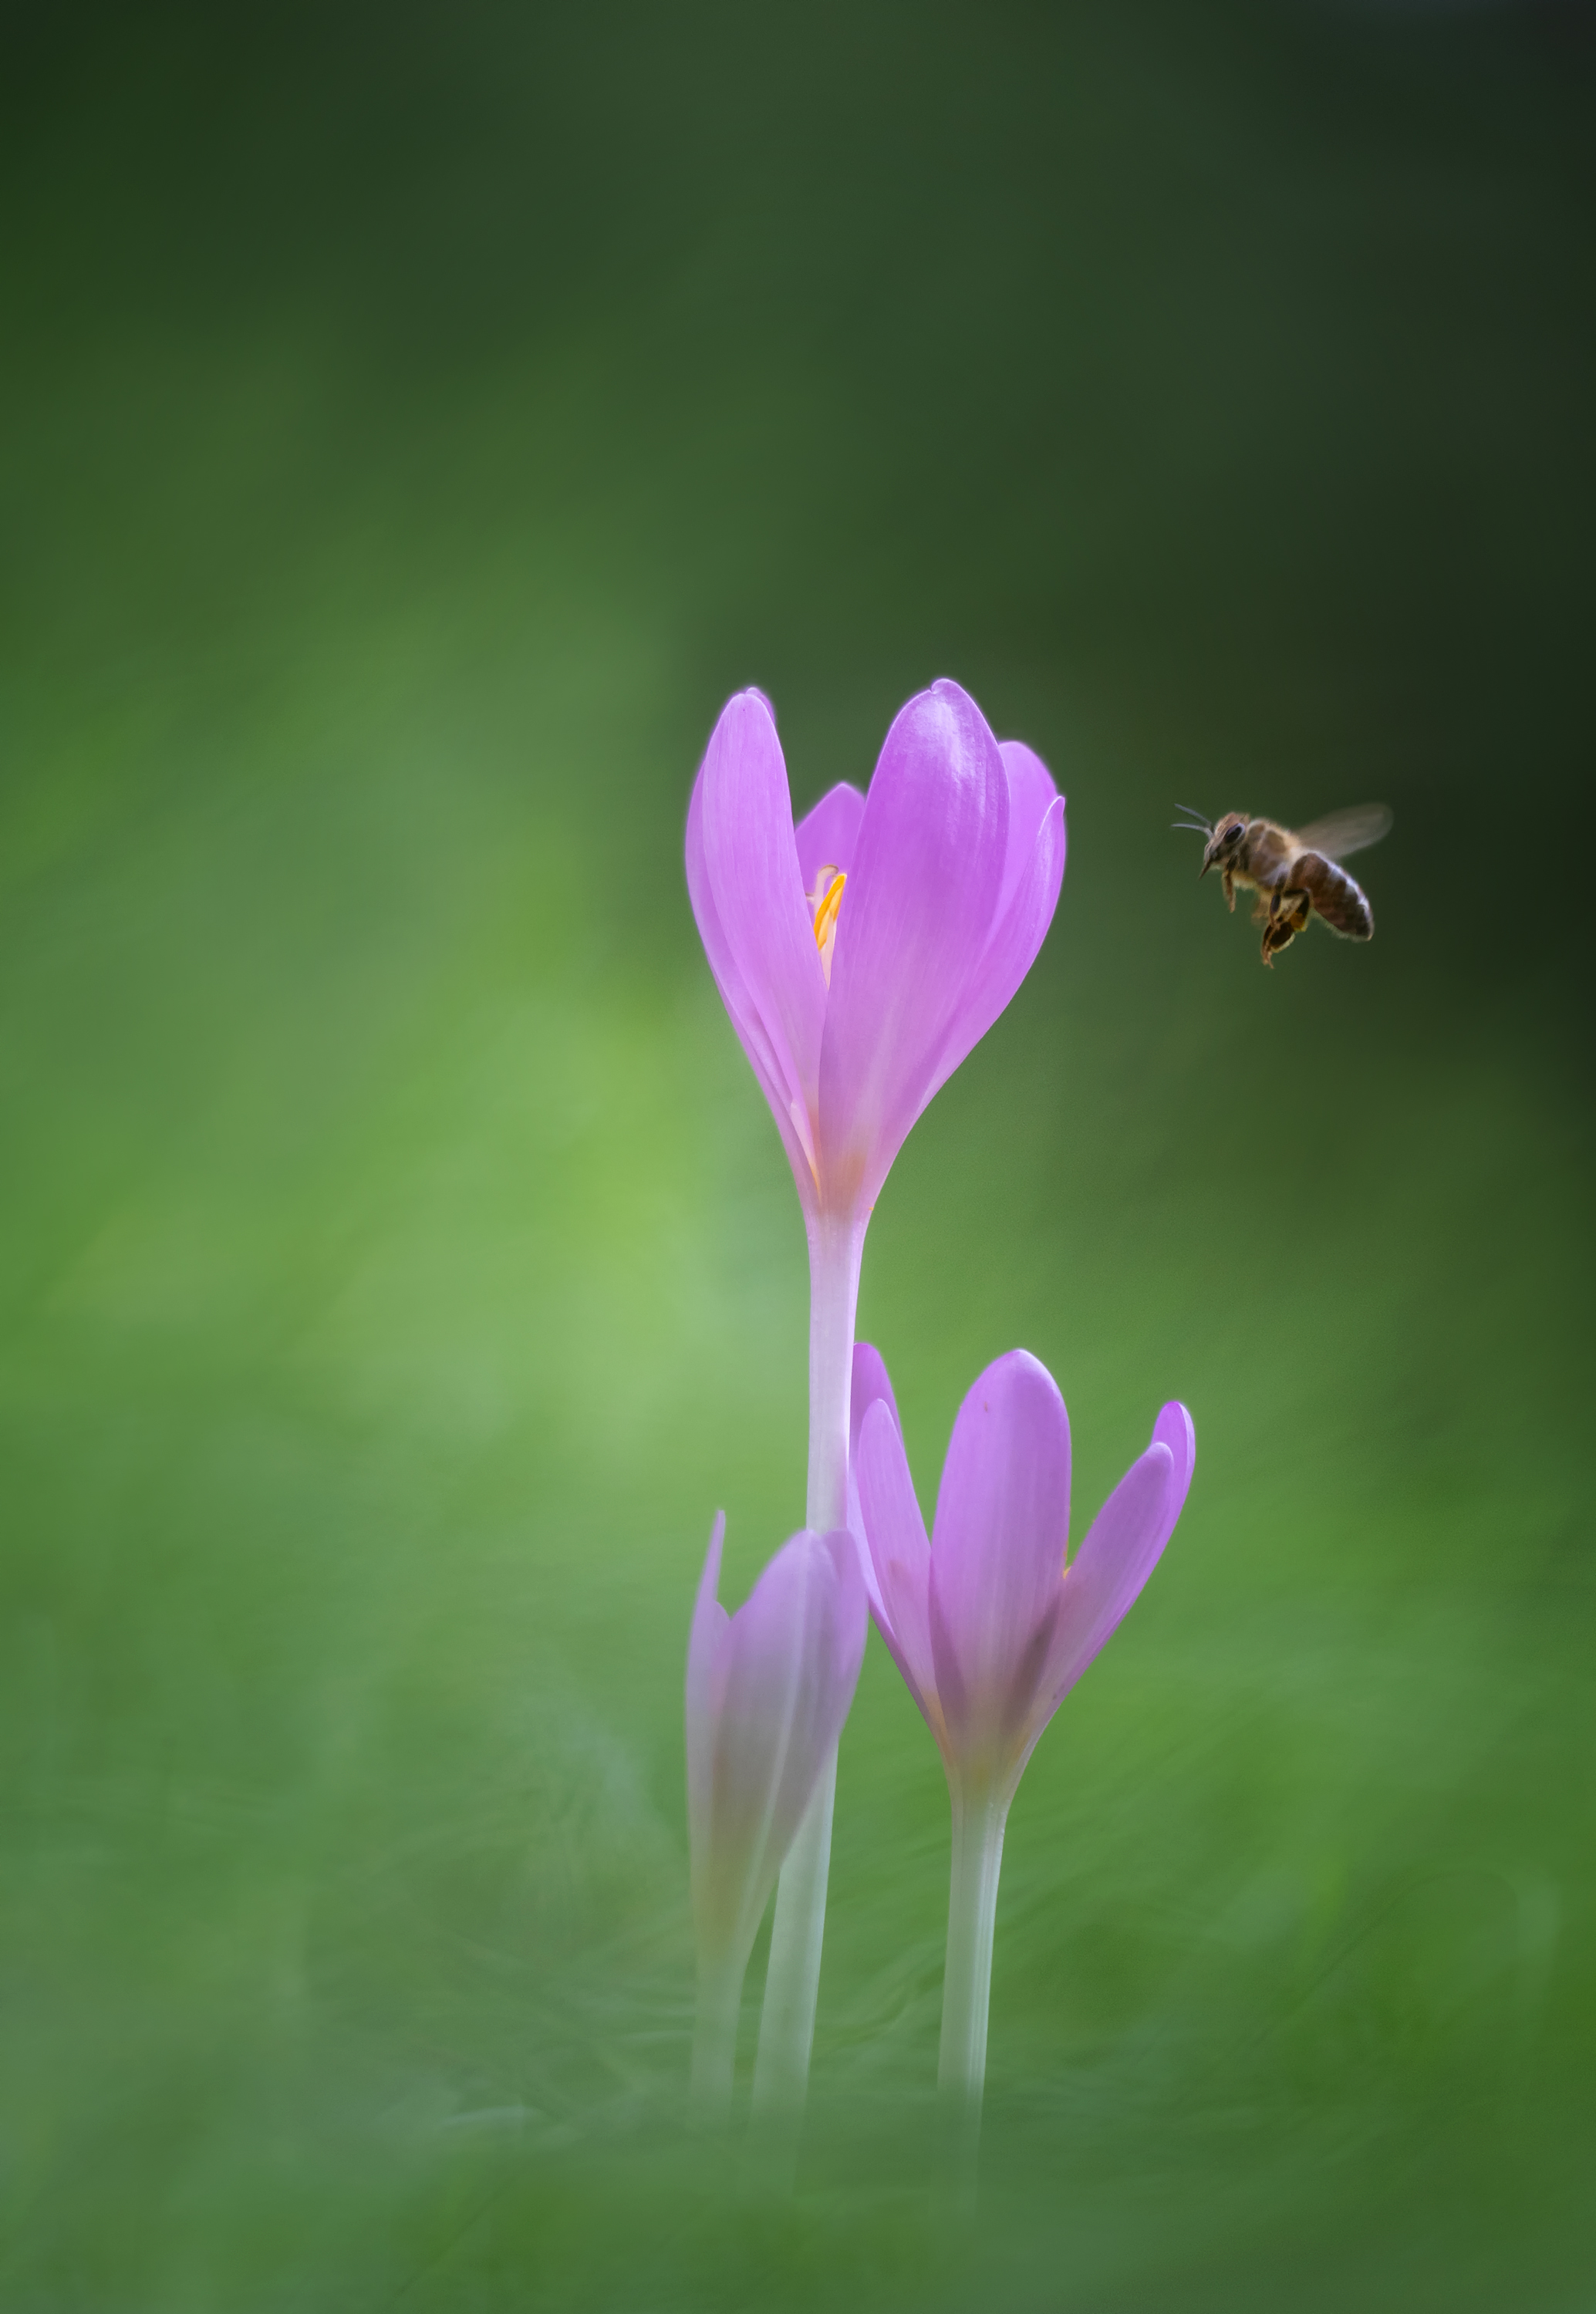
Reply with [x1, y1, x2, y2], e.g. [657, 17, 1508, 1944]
[849, 1341, 901, 1452]
[817, 681, 1009, 1212]
[1038, 1401, 1194, 1712]
[795, 781, 867, 890]
[683, 1513, 730, 1874]
[926, 1350, 1071, 1722]
[855, 1395, 937, 1714]
[925, 742, 1065, 1105]
[1152, 1398, 1196, 1503]
[995, 742, 1061, 917]
[686, 771, 819, 1207]
[695, 690, 827, 1148]
[845, 1341, 901, 1614]
[719, 1535, 862, 1867]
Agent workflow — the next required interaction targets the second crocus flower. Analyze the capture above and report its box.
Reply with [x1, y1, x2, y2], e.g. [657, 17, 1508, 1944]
[853, 1346, 1194, 2139]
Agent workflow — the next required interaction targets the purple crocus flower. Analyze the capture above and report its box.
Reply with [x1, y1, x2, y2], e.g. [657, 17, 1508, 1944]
[685, 1513, 867, 2116]
[852, 1344, 1193, 2130]
[686, 680, 1065, 1231]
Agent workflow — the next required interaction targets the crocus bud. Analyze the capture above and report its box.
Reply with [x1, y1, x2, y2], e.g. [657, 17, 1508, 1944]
[685, 1514, 867, 2115]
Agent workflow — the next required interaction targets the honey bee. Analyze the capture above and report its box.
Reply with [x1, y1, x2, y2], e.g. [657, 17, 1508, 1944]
[1175, 803, 1393, 967]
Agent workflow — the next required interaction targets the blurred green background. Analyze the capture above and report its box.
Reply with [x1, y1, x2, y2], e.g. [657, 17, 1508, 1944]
[3, 2, 1592, 2306]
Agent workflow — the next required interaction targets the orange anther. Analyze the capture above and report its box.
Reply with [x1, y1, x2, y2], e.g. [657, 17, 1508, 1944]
[811, 871, 845, 983]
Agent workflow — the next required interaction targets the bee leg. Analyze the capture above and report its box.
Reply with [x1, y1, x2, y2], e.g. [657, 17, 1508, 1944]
[1260, 887, 1311, 966]
[1222, 868, 1236, 913]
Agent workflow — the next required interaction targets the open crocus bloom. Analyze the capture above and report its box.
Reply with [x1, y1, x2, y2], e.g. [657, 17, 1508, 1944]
[685, 1513, 866, 2110]
[686, 681, 1065, 1223]
[854, 1347, 1194, 1807]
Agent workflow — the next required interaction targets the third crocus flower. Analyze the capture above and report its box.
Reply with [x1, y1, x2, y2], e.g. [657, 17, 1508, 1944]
[685, 681, 1066, 2111]
[852, 1343, 1194, 2150]
[686, 1515, 865, 2122]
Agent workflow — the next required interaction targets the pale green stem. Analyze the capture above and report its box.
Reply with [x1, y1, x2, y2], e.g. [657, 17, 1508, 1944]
[751, 1210, 865, 2123]
[938, 1783, 1009, 2188]
[748, 1732, 836, 2123]
[690, 1954, 744, 2123]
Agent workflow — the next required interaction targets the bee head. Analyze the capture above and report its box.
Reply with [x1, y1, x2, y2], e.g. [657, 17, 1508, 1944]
[1200, 814, 1250, 877]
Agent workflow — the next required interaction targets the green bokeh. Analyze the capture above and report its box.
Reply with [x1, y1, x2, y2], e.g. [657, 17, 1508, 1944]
[2, 5, 1592, 2306]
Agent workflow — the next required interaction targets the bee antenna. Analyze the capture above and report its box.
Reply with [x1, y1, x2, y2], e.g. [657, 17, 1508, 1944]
[1171, 804, 1213, 836]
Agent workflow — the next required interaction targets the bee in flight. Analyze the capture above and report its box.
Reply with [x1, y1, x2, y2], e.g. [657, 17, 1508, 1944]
[1175, 802, 1393, 967]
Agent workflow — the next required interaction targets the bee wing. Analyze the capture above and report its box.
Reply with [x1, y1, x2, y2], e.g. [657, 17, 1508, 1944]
[1293, 803, 1392, 862]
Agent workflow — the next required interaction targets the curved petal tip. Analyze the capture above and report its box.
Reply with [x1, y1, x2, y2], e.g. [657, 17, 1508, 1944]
[1152, 1402, 1196, 1499]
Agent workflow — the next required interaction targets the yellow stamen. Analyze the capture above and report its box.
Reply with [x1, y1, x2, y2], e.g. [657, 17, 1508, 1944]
[811, 870, 845, 984]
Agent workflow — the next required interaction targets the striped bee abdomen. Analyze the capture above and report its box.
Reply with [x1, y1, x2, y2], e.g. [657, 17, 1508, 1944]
[1294, 851, 1374, 939]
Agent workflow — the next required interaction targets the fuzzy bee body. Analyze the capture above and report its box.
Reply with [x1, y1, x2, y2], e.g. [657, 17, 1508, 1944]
[1177, 803, 1392, 967]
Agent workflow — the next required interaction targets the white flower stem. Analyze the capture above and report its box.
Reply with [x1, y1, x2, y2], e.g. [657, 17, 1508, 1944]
[749, 1732, 837, 2123]
[751, 1212, 865, 2123]
[938, 1783, 1008, 2186]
